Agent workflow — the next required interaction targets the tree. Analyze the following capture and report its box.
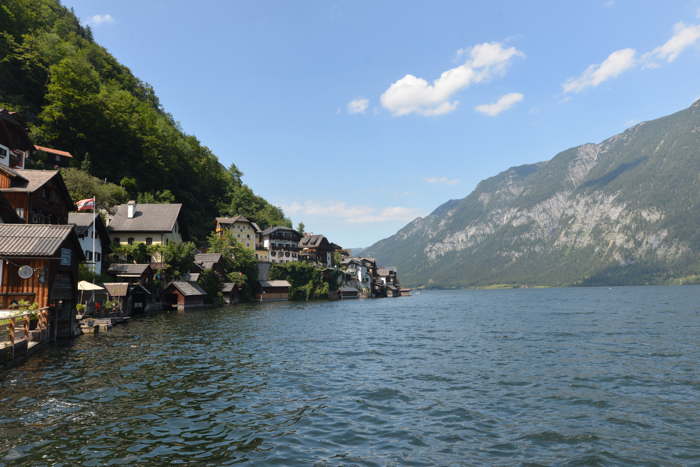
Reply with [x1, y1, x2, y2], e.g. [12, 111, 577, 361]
[297, 222, 305, 235]
[60, 168, 128, 209]
[160, 241, 196, 282]
[207, 230, 258, 299]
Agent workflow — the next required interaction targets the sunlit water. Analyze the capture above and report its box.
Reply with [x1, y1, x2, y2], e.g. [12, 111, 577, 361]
[1, 287, 699, 465]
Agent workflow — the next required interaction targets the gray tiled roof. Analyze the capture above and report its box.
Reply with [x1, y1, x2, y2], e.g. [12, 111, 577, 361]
[259, 280, 291, 288]
[0, 169, 59, 192]
[102, 282, 129, 297]
[108, 203, 181, 232]
[167, 281, 207, 296]
[194, 253, 222, 270]
[0, 224, 74, 256]
[108, 263, 150, 276]
[222, 282, 237, 293]
[299, 234, 327, 248]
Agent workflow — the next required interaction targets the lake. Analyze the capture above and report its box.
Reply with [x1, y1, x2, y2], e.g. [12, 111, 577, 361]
[1, 287, 699, 465]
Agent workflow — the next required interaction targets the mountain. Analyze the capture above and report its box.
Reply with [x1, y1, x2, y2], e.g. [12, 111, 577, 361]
[0, 0, 290, 242]
[364, 100, 700, 287]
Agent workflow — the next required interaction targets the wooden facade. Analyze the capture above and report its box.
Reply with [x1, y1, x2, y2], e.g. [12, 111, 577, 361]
[257, 280, 291, 302]
[0, 169, 72, 224]
[0, 226, 84, 339]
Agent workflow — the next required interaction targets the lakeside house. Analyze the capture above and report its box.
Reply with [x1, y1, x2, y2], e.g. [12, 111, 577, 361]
[107, 201, 182, 261]
[0, 224, 84, 338]
[0, 109, 32, 170]
[0, 167, 72, 224]
[298, 234, 335, 267]
[163, 281, 207, 311]
[222, 282, 240, 305]
[107, 263, 153, 287]
[193, 253, 226, 277]
[260, 226, 302, 263]
[68, 212, 111, 275]
[102, 282, 151, 315]
[33, 145, 73, 168]
[257, 280, 291, 301]
[215, 216, 260, 251]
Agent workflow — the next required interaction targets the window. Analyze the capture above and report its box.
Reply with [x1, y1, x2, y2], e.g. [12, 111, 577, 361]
[271, 251, 276, 257]
[114, 237, 120, 245]
[86, 251, 92, 261]
[128, 238, 134, 245]
[146, 237, 153, 245]
[96, 252, 101, 262]
[15, 208, 24, 219]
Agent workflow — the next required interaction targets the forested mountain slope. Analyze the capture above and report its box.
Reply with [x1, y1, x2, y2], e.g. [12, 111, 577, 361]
[0, 0, 289, 241]
[364, 100, 700, 287]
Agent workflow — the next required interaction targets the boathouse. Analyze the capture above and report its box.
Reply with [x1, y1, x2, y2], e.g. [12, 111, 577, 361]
[103, 282, 151, 315]
[222, 282, 240, 305]
[0, 224, 84, 338]
[107, 263, 153, 286]
[338, 286, 360, 299]
[163, 281, 207, 311]
[257, 280, 291, 301]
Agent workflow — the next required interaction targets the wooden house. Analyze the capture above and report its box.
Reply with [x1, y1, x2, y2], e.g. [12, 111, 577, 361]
[69, 212, 111, 275]
[0, 167, 72, 224]
[193, 253, 226, 277]
[298, 234, 335, 267]
[0, 224, 84, 338]
[33, 145, 73, 168]
[338, 286, 360, 299]
[107, 263, 153, 286]
[0, 109, 32, 170]
[102, 282, 151, 315]
[0, 194, 21, 223]
[215, 216, 260, 251]
[257, 280, 291, 301]
[222, 282, 240, 305]
[163, 281, 207, 311]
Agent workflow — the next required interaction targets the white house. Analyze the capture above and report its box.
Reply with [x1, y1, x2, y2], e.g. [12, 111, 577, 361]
[69, 212, 111, 275]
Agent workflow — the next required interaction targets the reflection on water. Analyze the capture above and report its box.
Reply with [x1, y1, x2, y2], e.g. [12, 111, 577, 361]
[1, 287, 700, 464]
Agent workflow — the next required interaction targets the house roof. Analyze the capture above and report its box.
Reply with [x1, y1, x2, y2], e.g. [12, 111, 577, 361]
[377, 267, 397, 276]
[108, 203, 182, 233]
[0, 224, 76, 256]
[68, 212, 111, 250]
[34, 145, 73, 158]
[0, 169, 60, 193]
[261, 226, 298, 236]
[103, 282, 129, 297]
[167, 281, 207, 296]
[259, 280, 291, 288]
[222, 282, 238, 293]
[183, 272, 200, 282]
[299, 234, 329, 248]
[194, 253, 223, 270]
[108, 263, 151, 276]
[216, 216, 262, 233]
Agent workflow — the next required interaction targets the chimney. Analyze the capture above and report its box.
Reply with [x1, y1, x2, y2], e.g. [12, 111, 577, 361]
[127, 200, 136, 219]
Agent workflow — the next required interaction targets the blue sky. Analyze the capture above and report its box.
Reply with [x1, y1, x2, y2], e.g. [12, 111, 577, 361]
[65, 0, 700, 247]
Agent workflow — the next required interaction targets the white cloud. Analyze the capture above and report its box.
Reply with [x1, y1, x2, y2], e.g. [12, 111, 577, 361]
[562, 48, 636, 93]
[644, 22, 700, 65]
[282, 201, 423, 224]
[85, 14, 114, 26]
[475, 92, 524, 116]
[347, 98, 369, 114]
[424, 176, 460, 185]
[380, 42, 524, 116]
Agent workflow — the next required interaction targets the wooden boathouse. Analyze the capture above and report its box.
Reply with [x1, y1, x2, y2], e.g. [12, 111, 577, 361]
[0, 224, 84, 339]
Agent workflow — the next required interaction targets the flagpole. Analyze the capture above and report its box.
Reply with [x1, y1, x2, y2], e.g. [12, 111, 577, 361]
[93, 195, 96, 280]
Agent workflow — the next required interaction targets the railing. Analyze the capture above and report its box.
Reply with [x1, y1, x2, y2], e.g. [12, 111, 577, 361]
[0, 308, 50, 362]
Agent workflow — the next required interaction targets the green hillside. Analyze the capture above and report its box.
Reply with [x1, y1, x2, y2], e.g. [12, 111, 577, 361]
[364, 100, 700, 288]
[0, 0, 290, 241]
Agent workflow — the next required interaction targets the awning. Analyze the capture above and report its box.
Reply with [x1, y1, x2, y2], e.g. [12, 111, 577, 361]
[78, 280, 104, 291]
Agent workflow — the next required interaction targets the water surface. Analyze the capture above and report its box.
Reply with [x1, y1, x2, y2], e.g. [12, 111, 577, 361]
[1, 287, 699, 465]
